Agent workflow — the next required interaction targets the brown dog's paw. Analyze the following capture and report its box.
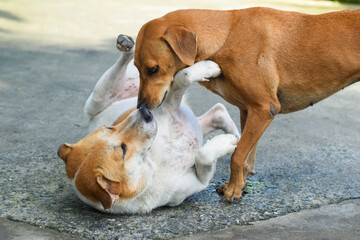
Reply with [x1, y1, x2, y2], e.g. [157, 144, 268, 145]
[224, 182, 243, 202]
[217, 181, 243, 202]
[216, 181, 229, 195]
[116, 34, 135, 52]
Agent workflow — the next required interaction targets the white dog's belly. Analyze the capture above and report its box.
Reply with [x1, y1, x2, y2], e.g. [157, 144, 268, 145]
[151, 104, 203, 171]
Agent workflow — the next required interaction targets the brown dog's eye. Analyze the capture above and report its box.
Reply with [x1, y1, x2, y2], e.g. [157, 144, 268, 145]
[147, 65, 159, 75]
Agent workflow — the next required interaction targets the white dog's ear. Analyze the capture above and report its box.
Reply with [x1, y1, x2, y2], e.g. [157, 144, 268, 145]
[96, 172, 135, 210]
[162, 26, 197, 66]
[57, 143, 73, 162]
[96, 175, 121, 209]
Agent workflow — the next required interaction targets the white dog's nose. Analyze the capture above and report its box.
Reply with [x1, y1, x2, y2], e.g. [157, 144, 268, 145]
[139, 106, 153, 123]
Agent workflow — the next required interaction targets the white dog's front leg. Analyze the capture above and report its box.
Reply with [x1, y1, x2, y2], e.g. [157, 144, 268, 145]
[163, 60, 221, 110]
[84, 35, 135, 118]
[195, 134, 238, 185]
[175, 60, 221, 88]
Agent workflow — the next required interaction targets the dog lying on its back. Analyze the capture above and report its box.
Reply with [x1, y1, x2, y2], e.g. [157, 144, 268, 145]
[57, 35, 240, 214]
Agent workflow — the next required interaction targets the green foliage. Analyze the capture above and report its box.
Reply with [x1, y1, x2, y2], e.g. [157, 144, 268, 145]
[334, 0, 360, 3]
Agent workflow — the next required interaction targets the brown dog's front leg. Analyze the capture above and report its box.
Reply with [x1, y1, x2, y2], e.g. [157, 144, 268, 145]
[221, 106, 275, 201]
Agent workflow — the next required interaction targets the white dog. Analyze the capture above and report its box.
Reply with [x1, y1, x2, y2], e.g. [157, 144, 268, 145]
[57, 35, 240, 214]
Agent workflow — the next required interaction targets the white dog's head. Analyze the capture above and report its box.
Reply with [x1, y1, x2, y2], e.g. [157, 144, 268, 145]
[58, 107, 156, 211]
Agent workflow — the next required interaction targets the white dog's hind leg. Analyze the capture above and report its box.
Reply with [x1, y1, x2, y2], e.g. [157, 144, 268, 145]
[163, 60, 221, 111]
[167, 134, 237, 207]
[195, 134, 238, 185]
[84, 35, 135, 118]
[198, 103, 240, 138]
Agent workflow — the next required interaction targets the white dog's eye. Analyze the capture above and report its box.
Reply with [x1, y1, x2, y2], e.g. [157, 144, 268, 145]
[121, 143, 127, 159]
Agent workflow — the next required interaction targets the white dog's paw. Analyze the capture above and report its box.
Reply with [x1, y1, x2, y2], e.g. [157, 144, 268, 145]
[197, 134, 238, 167]
[183, 60, 221, 83]
[195, 60, 221, 81]
[211, 134, 238, 157]
[116, 34, 135, 52]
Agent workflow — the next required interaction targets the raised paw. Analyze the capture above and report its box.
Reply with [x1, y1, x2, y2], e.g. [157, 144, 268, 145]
[181, 60, 221, 83]
[212, 134, 238, 157]
[116, 34, 135, 52]
[193, 60, 221, 81]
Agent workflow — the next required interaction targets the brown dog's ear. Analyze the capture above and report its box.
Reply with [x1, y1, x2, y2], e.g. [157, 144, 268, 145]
[162, 25, 197, 66]
[57, 143, 73, 162]
[96, 175, 122, 210]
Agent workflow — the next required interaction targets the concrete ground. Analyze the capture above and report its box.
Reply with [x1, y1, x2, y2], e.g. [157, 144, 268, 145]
[0, 0, 359, 239]
[179, 199, 360, 240]
[1, 199, 359, 240]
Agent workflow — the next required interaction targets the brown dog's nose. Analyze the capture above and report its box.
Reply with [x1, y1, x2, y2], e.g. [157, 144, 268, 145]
[139, 106, 153, 123]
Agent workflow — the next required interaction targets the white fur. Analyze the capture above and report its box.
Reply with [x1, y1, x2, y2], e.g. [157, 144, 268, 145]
[78, 36, 240, 214]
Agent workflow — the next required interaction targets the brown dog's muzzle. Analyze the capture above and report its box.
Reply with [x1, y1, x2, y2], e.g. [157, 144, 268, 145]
[137, 93, 148, 109]
[137, 91, 168, 110]
[136, 75, 172, 110]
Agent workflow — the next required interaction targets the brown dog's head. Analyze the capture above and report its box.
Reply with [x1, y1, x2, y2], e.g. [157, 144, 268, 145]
[134, 17, 197, 109]
[58, 107, 156, 211]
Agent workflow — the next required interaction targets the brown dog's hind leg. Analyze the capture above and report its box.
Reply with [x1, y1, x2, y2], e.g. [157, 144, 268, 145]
[246, 144, 257, 175]
[240, 109, 257, 176]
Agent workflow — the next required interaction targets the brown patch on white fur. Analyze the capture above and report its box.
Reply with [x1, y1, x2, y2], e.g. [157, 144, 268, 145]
[58, 109, 153, 209]
[112, 107, 136, 125]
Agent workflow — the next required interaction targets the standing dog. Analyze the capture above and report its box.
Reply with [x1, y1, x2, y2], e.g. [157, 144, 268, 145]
[134, 7, 360, 202]
[57, 35, 240, 213]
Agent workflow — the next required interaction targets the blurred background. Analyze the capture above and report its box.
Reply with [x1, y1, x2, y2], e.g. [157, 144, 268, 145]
[1, 0, 359, 51]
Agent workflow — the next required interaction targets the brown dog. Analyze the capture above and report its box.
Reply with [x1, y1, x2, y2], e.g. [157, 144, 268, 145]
[134, 7, 360, 201]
